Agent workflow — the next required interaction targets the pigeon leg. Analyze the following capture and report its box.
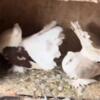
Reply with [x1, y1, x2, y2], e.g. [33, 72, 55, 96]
[69, 78, 97, 94]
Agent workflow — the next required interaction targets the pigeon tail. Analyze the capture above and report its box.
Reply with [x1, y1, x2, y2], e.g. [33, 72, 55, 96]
[0, 23, 22, 53]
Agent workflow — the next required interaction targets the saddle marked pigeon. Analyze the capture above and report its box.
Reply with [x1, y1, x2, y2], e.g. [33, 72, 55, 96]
[0, 24, 35, 73]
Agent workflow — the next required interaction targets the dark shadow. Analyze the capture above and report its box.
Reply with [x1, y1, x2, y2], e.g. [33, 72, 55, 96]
[0, 19, 43, 38]
[87, 22, 100, 35]
[0, 54, 12, 78]
[55, 27, 82, 66]
[87, 22, 100, 48]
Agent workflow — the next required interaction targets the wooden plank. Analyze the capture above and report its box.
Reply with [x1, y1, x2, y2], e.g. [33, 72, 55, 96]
[58, 0, 99, 3]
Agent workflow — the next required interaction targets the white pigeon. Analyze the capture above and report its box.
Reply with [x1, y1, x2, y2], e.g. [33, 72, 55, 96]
[21, 21, 64, 71]
[62, 21, 100, 93]
[0, 23, 22, 53]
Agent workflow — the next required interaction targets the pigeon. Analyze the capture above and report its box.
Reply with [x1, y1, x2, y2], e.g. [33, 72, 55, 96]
[0, 23, 22, 53]
[0, 24, 35, 73]
[20, 21, 64, 71]
[0, 24, 26, 73]
[62, 21, 100, 93]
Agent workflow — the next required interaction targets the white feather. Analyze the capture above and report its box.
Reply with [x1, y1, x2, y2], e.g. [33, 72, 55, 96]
[12, 65, 26, 73]
[71, 21, 100, 62]
[21, 21, 64, 70]
[0, 23, 22, 53]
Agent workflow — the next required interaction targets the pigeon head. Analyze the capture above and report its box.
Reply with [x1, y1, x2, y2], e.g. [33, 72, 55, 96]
[3, 47, 35, 68]
[62, 51, 76, 67]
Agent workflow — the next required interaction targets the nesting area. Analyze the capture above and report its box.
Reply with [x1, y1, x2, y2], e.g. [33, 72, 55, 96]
[0, 68, 74, 96]
[0, 0, 100, 100]
[0, 68, 100, 99]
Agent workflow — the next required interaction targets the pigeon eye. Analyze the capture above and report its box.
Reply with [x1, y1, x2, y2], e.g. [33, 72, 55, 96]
[17, 56, 26, 61]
